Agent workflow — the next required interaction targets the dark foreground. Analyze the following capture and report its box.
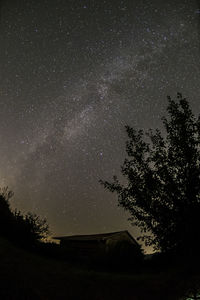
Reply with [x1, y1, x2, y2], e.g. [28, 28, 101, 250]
[0, 238, 198, 300]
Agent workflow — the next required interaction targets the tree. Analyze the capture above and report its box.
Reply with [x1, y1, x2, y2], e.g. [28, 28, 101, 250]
[0, 187, 49, 245]
[14, 211, 49, 245]
[100, 93, 200, 255]
[0, 187, 15, 237]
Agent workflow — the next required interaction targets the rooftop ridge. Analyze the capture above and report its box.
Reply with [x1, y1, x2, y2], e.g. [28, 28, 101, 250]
[53, 230, 128, 240]
[53, 230, 138, 245]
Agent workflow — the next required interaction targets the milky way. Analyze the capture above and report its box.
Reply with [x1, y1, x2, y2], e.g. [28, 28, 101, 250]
[0, 0, 200, 251]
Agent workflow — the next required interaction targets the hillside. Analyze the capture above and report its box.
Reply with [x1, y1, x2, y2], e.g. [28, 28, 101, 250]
[0, 237, 197, 299]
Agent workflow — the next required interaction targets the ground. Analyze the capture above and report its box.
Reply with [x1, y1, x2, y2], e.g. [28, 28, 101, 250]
[0, 237, 197, 300]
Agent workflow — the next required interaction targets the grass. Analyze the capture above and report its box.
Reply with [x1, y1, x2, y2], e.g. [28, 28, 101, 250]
[0, 237, 198, 299]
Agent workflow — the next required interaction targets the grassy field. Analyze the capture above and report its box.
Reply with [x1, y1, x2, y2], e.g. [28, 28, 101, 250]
[0, 237, 197, 300]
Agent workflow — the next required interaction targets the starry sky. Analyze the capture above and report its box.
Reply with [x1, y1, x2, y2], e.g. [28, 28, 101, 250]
[0, 0, 200, 250]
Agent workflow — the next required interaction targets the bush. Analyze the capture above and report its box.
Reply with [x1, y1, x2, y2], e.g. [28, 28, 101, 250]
[0, 187, 49, 246]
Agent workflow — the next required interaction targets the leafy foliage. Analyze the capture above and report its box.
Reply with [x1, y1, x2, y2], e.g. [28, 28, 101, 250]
[0, 187, 49, 246]
[100, 93, 200, 254]
[14, 211, 49, 245]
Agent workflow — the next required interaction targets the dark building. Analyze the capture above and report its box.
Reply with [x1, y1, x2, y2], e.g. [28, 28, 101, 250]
[54, 231, 143, 265]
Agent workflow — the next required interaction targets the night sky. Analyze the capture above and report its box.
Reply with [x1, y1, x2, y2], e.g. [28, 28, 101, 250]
[1, 0, 200, 250]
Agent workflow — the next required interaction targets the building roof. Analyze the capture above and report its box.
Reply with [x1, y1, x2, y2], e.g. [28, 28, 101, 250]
[53, 230, 138, 245]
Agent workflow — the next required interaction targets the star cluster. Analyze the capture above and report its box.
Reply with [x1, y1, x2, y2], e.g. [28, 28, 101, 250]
[0, 0, 200, 246]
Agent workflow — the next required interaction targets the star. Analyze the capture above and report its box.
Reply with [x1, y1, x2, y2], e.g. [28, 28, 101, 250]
[0, 0, 199, 253]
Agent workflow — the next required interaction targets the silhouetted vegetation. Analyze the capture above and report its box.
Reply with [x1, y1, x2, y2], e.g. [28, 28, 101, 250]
[101, 93, 200, 257]
[0, 187, 49, 247]
[1, 94, 200, 298]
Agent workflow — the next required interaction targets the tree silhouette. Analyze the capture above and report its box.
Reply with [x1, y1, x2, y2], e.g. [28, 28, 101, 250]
[100, 93, 200, 255]
[13, 211, 49, 245]
[0, 187, 49, 246]
[0, 187, 14, 237]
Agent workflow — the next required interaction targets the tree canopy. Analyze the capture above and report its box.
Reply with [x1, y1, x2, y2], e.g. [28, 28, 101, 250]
[0, 187, 49, 246]
[101, 93, 200, 255]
